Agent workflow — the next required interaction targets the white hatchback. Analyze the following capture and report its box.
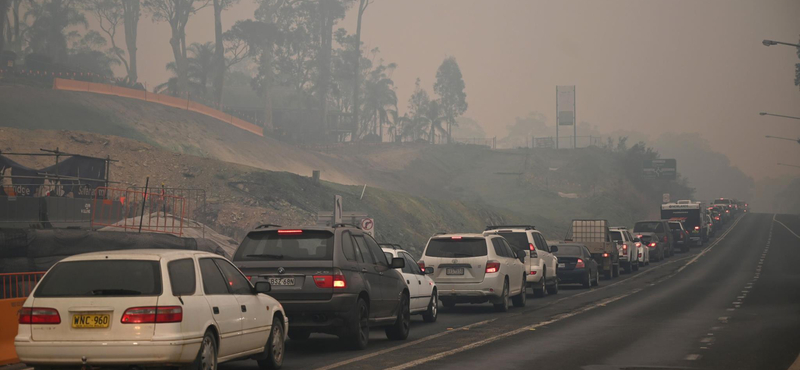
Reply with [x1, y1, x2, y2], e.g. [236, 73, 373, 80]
[381, 245, 438, 322]
[418, 234, 527, 312]
[15, 250, 288, 370]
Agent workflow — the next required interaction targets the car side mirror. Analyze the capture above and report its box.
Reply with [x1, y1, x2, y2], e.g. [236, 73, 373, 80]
[550, 245, 558, 253]
[391, 257, 405, 269]
[424, 267, 434, 275]
[255, 281, 271, 294]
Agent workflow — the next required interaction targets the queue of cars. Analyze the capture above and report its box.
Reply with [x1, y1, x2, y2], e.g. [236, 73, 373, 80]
[16, 199, 745, 369]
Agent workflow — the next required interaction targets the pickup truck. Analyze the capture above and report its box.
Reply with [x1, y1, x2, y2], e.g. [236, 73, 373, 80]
[565, 219, 619, 279]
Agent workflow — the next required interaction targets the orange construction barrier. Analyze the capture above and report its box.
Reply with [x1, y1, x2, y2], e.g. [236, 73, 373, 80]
[0, 272, 45, 366]
[52, 78, 264, 137]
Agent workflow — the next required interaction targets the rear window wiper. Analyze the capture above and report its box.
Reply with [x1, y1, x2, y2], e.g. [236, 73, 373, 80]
[92, 289, 142, 296]
[246, 253, 285, 259]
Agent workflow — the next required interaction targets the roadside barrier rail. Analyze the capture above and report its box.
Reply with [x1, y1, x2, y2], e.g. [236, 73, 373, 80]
[1, 272, 45, 300]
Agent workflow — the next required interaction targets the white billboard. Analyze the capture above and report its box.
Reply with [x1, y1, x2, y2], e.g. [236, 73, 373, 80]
[557, 86, 575, 126]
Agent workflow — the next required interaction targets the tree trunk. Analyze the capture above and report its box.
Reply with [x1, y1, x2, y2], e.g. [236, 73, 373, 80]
[0, 0, 8, 52]
[353, 0, 368, 142]
[123, 0, 140, 83]
[318, 0, 333, 136]
[212, 0, 225, 107]
[170, 28, 188, 96]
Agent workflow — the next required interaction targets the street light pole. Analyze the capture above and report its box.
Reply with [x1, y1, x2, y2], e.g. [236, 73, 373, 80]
[759, 112, 800, 120]
[778, 163, 800, 169]
[765, 135, 800, 144]
[762, 39, 800, 48]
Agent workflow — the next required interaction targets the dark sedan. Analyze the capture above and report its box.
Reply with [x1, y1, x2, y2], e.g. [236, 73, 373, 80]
[554, 243, 599, 288]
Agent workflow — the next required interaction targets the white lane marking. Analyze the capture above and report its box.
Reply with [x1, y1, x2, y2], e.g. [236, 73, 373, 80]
[685, 354, 702, 361]
[311, 318, 497, 370]
[774, 215, 800, 239]
[384, 292, 639, 370]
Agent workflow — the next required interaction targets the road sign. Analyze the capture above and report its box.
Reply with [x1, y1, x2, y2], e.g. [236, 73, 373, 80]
[643, 159, 677, 180]
[360, 218, 375, 237]
[663, 193, 670, 203]
[557, 86, 575, 126]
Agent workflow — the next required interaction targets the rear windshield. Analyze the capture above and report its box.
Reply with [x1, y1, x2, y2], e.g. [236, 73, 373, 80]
[634, 222, 663, 233]
[610, 231, 623, 241]
[234, 230, 334, 261]
[669, 223, 682, 230]
[553, 245, 583, 256]
[425, 238, 487, 258]
[496, 232, 529, 252]
[35, 260, 162, 297]
[713, 199, 729, 205]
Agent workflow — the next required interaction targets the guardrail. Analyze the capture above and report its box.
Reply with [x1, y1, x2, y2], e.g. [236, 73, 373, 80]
[1, 272, 45, 300]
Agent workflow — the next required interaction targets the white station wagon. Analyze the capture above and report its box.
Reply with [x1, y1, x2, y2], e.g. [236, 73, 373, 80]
[15, 250, 288, 370]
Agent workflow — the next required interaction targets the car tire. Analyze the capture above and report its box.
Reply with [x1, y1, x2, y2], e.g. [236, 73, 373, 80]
[257, 317, 285, 370]
[534, 269, 547, 298]
[512, 277, 527, 307]
[287, 329, 311, 341]
[493, 280, 510, 312]
[582, 272, 591, 288]
[347, 298, 370, 350]
[422, 289, 438, 323]
[187, 330, 217, 370]
[385, 293, 410, 340]
[546, 277, 559, 295]
[593, 270, 600, 286]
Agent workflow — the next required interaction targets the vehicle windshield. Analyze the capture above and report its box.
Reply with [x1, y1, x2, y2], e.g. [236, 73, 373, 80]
[425, 238, 488, 258]
[634, 222, 662, 233]
[495, 232, 529, 252]
[35, 260, 162, 297]
[553, 245, 583, 256]
[235, 230, 335, 261]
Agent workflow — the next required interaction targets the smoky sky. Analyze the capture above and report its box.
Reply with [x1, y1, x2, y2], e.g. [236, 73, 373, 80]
[122, 0, 800, 180]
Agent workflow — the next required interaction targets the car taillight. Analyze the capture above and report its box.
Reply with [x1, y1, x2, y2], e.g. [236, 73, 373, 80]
[529, 243, 535, 251]
[638, 253, 642, 258]
[121, 306, 182, 324]
[575, 259, 585, 268]
[485, 261, 500, 274]
[623, 244, 628, 252]
[451, 236, 462, 240]
[18, 307, 61, 325]
[649, 242, 657, 248]
[529, 244, 538, 258]
[313, 273, 347, 289]
[418, 261, 425, 271]
[277, 229, 303, 235]
[246, 276, 252, 281]
[694, 226, 700, 231]
[602, 253, 609, 258]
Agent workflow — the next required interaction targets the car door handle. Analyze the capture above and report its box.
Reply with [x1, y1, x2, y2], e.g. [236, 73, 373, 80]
[241, 305, 247, 313]
[407, 280, 410, 284]
[213, 307, 219, 315]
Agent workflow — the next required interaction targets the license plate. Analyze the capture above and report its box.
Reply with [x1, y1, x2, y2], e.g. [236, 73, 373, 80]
[268, 277, 295, 286]
[558, 263, 565, 268]
[72, 314, 110, 328]
[446, 268, 464, 275]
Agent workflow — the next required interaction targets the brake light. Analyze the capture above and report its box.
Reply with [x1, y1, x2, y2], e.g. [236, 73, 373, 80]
[649, 242, 657, 248]
[638, 252, 642, 258]
[623, 244, 628, 252]
[694, 226, 700, 231]
[277, 229, 303, 235]
[418, 261, 425, 271]
[18, 307, 61, 325]
[602, 253, 609, 258]
[121, 306, 182, 323]
[485, 261, 500, 274]
[246, 276, 252, 281]
[529, 244, 538, 258]
[451, 236, 462, 240]
[575, 259, 585, 268]
[313, 273, 347, 289]
[529, 243, 535, 251]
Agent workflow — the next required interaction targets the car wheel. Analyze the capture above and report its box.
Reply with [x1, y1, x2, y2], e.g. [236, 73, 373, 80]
[546, 277, 559, 295]
[594, 270, 600, 286]
[582, 271, 591, 288]
[257, 318, 285, 370]
[512, 277, 527, 307]
[348, 298, 370, 350]
[287, 329, 311, 341]
[493, 280, 510, 312]
[422, 289, 438, 323]
[187, 331, 217, 370]
[534, 269, 547, 298]
[385, 293, 410, 340]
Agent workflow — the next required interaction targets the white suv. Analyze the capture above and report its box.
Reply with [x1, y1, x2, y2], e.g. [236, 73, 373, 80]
[16, 250, 287, 370]
[610, 227, 639, 273]
[381, 244, 438, 322]
[483, 225, 558, 297]
[418, 233, 527, 312]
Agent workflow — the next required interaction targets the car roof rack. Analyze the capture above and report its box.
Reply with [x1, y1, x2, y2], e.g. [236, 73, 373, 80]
[255, 224, 282, 229]
[333, 223, 362, 229]
[379, 243, 403, 250]
[485, 225, 535, 231]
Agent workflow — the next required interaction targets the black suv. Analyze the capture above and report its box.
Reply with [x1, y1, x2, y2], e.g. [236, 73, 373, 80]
[633, 220, 674, 262]
[233, 224, 409, 350]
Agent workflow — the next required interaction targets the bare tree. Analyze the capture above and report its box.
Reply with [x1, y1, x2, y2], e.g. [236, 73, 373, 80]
[1, 0, 9, 52]
[211, 0, 237, 107]
[85, 0, 133, 81]
[145, 0, 210, 95]
[122, 0, 140, 83]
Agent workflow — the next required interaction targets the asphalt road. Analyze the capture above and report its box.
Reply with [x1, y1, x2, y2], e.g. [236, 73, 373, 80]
[222, 213, 800, 370]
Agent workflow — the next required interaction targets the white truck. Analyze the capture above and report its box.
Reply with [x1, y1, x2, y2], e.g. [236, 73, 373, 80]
[484, 225, 559, 297]
[661, 200, 708, 247]
[565, 219, 619, 279]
